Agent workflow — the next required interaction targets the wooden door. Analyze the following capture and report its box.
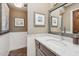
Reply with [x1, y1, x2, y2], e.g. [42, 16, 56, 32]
[73, 9, 79, 33]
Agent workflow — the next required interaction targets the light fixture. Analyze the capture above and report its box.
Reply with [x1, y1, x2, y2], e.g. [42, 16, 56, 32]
[14, 3, 24, 8]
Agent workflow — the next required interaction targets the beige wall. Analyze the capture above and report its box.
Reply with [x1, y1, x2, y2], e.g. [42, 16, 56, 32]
[28, 3, 51, 34]
[63, 3, 79, 33]
[9, 8, 27, 32]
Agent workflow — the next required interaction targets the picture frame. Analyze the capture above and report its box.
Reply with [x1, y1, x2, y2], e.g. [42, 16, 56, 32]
[34, 12, 45, 27]
[51, 16, 58, 27]
[15, 18, 24, 27]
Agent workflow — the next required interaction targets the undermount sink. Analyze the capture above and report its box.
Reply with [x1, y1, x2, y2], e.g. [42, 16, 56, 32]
[46, 39, 67, 49]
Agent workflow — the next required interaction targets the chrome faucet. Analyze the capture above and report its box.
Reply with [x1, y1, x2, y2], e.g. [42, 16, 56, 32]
[61, 27, 66, 40]
[63, 27, 66, 33]
[59, 27, 66, 40]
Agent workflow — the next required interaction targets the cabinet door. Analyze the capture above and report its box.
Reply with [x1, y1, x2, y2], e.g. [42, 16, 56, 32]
[36, 48, 45, 56]
[35, 40, 58, 56]
[40, 44, 57, 56]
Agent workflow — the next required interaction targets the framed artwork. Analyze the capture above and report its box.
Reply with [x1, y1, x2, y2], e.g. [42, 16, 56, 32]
[15, 18, 24, 26]
[34, 12, 45, 26]
[52, 17, 58, 27]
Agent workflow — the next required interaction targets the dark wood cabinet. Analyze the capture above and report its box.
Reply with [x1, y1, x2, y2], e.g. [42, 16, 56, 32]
[35, 40, 58, 56]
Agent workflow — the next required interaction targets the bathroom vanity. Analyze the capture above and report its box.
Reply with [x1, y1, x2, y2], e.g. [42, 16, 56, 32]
[35, 40, 58, 56]
[35, 34, 79, 56]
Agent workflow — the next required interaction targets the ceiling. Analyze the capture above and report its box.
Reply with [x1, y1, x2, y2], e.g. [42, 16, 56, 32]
[8, 3, 27, 11]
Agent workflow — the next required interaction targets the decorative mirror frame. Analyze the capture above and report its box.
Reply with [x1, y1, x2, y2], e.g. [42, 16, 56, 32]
[48, 3, 67, 33]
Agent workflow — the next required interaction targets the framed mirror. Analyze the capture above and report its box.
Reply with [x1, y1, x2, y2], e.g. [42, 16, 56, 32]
[48, 3, 66, 34]
[48, 3, 79, 37]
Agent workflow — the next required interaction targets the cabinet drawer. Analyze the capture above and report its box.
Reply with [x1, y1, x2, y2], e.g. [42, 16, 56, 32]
[40, 44, 57, 56]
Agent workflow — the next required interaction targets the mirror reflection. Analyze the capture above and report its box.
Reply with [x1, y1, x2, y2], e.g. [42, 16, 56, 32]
[50, 7, 62, 34]
[49, 3, 79, 35]
[62, 3, 79, 34]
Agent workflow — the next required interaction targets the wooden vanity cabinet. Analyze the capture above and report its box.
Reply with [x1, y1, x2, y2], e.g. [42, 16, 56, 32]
[35, 40, 44, 56]
[35, 40, 58, 56]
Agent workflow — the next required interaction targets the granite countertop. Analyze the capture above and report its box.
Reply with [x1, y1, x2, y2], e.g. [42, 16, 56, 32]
[35, 34, 79, 56]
